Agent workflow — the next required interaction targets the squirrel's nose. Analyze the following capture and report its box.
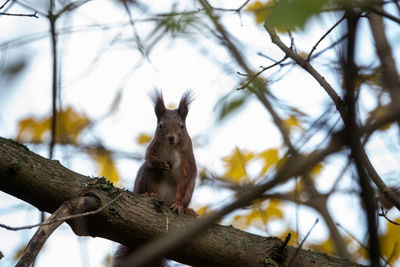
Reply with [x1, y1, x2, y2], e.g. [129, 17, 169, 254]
[168, 136, 175, 144]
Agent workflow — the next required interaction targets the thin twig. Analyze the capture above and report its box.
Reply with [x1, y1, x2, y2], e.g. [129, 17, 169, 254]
[0, 0, 10, 10]
[48, 0, 58, 160]
[0, 11, 38, 18]
[288, 218, 319, 267]
[336, 223, 368, 251]
[208, 0, 250, 13]
[307, 14, 346, 62]
[379, 206, 400, 226]
[337, 222, 392, 266]
[122, 0, 148, 59]
[16, 196, 100, 267]
[391, 0, 400, 13]
[0, 192, 122, 231]
[236, 55, 288, 90]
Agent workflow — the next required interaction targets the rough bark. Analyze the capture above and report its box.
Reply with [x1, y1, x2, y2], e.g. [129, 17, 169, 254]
[0, 136, 363, 266]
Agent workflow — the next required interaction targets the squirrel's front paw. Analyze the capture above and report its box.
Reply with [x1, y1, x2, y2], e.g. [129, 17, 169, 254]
[170, 203, 183, 214]
[155, 160, 171, 170]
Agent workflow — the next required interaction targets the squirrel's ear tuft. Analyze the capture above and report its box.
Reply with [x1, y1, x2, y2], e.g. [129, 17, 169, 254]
[151, 89, 166, 120]
[178, 90, 194, 121]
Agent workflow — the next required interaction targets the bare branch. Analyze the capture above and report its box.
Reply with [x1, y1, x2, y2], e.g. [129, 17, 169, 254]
[210, 0, 250, 13]
[379, 206, 400, 226]
[307, 14, 346, 62]
[0, 0, 10, 10]
[236, 55, 288, 90]
[15, 196, 100, 267]
[48, 1, 58, 160]
[0, 192, 122, 231]
[0, 10, 38, 18]
[288, 218, 319, 267]
[263, 22, 346, 119]
[337, 222, 392, 266]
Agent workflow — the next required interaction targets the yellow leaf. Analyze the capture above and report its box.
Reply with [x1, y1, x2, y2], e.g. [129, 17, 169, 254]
[13, 244, 27, 260]
[232, 214, 248, 230]
[231, 200, 283, 230]
[310, 162, 323, 177]
[58, 107, 90, 144]
[16, 106, 90, 144]
[380, 217, 400, 264]
[88, 147, 120, 183]
[308, 236, 353, 256]
[247, 209, 265, 224]
[16, 117, 50, 143]
[284, 115, 302, 131]
[222, 147, 255, 183]
[247, 0, 274, 24]
[136, 133, 152, 146]
[196, 205, 210, 216]
[307, 237, 335, 255]
[265, 199, 284, 220]
[258, 148, 279, 176]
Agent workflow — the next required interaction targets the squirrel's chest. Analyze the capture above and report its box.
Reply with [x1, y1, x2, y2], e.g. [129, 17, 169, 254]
[158, 146, 181, 202]
[159, 146, 181, 172]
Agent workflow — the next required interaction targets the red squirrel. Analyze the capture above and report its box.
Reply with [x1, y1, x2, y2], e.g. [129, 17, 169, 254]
[135, 89, 197, 214]
[112, 90, 197, 267]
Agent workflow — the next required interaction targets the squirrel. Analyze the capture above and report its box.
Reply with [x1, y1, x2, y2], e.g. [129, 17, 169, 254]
[134, 90, 197, 215]
[112, 90, 197, 267]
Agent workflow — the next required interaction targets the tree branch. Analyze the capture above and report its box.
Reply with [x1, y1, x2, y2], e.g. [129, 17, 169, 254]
[342, 10, 380, 266]
[368, 6, 400, 25]
[367, 3, 400, 110]
[0, 136, 364, 266]
[263, 22, 346, 119]
[48, 0, 58, 160]
[16, 196, 100, 267]
[307, 14, 346, 62]
[0, 193, 121, 231]
[0, 11, 38, 18]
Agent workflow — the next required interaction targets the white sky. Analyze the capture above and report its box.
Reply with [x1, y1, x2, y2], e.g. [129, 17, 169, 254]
[1, 1, 400, 266]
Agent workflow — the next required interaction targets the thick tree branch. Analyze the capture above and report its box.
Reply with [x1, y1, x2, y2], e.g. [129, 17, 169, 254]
[367, 4, 400, 107]
[0, 137, 364, 266]
[343, 10, 380, 266]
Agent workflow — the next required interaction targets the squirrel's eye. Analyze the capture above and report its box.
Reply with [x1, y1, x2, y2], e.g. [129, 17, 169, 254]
[159, 124, 163, 129]
[180, 124, 184, 129]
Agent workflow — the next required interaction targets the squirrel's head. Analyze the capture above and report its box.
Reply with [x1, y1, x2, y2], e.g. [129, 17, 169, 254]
[151, 89, 194, 146]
